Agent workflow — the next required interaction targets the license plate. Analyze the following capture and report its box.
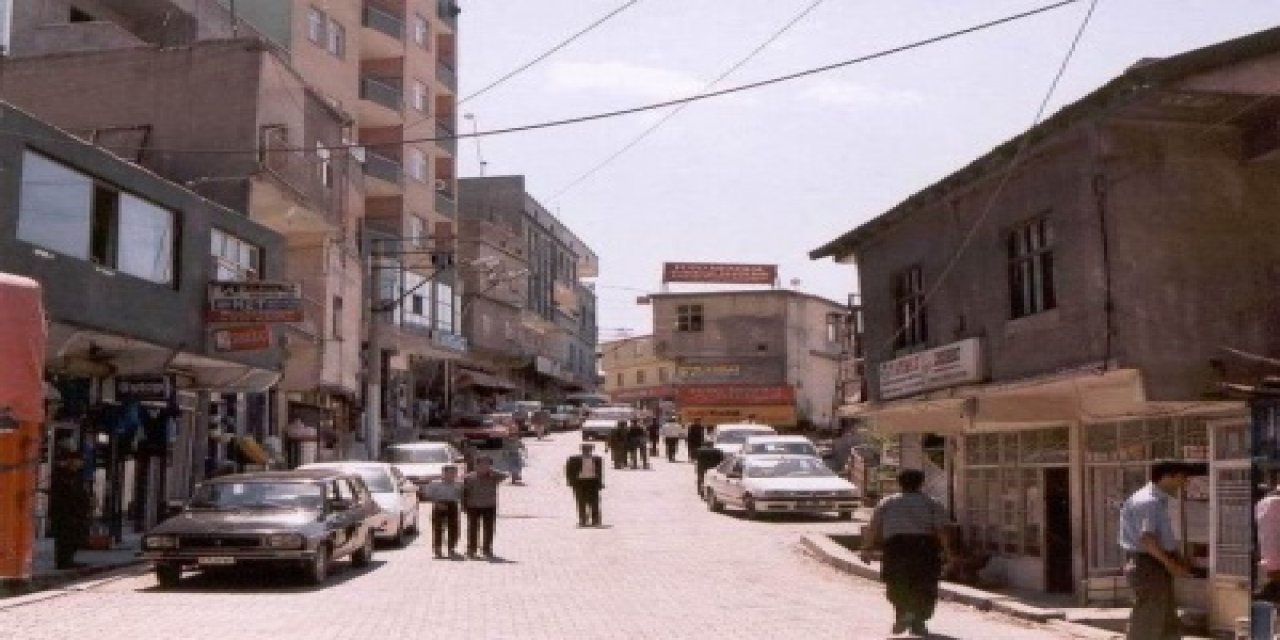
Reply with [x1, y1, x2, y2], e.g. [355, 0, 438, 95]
[197, 556, 235, 566]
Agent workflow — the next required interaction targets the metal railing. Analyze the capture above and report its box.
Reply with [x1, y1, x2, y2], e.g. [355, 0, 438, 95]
[437, 0, 460, 29]
[434, 120, 456, 154]
[360, 75, 404, 112]
[362, 5, 404, 40]
[364, 150, 403, 185]
[259, 144, 340, 222]
[436, 61, 457, 89]
[435, 190, 456, 217]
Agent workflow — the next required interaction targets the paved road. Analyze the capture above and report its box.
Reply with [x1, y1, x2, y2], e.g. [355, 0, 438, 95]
[0, 433, 1078, 639]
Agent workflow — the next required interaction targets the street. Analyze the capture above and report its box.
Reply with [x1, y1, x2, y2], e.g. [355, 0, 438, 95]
[1, 433, 1079, 640]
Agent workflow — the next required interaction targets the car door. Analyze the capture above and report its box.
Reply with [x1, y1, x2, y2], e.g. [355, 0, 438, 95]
[706, 457, 735, 502]
[331, 478, 362, 557]
[391, 467, 418, 522]
[722, 458, 748, 506]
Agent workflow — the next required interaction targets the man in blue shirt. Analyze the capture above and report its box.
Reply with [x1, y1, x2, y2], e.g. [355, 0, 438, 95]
[1118, 460, 1192, 640]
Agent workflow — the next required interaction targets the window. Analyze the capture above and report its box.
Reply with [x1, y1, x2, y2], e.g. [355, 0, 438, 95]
[893, 265, 927, 349]
[435, 282, 454, 333]
[408, 148, 427, 182]
[1008, 216, 1056, 318]
[636, 370, 646, 385]
[616, 373, 624, 388]
[327, 19, 345, 57]
[332, 296, 344, 338]
[413, 14, 429, 48]
[307, 7, 325, 44]
[411, 294, 425, 316]
[658, 367, 669, 383]
[962, 428, 1068, 558]
[826, 313, 842, 343]
[316, 142, 332, 188]
[676, 304, 703, 332]
[18, 151, 175, 285]
[412, 80, 428, 112]
[408, 216, 426, 248]
[211, 229, 262, 282]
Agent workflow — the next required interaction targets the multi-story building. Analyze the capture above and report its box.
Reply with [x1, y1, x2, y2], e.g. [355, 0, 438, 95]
[599, 335, 677, 414]
[456, 176, 599, 409]
[810, 27, 1280, 633]
[645, 289, 848, 429]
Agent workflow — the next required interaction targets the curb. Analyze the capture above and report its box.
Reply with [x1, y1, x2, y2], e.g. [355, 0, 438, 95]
[0, 557, 148, 601]
[798, 533, 1122, 640]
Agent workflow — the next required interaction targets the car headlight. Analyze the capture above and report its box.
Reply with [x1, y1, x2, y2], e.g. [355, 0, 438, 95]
[143, 534, 178, 550]
[265, 533, 305, 549]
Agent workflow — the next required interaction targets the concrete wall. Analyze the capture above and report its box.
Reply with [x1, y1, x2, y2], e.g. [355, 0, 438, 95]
[651, 292, 789, 385]
[786, 295, 845, 427]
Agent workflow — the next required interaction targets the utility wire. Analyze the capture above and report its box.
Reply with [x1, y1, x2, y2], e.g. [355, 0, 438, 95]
[874, 0, 1101, 360]
[0, 0, 1080, 156]
[551, 0, 826, 201]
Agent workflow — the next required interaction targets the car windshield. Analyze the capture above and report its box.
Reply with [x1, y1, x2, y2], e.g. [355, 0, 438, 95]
[350, 468, 394, 492]
[747, 442, 816, 455]
[189, 481, 325, 511]
[588, 409, 633, 421]
[716, 430, 773, 445]
[389, 447, 451, 464]
[744, 459, 835, 479]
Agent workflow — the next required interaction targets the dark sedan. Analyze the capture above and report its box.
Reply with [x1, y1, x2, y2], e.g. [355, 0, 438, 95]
[141, 469, 381, 588]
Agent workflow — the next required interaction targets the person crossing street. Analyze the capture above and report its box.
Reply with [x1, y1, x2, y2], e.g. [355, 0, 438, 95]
[660, 416, 686, 462]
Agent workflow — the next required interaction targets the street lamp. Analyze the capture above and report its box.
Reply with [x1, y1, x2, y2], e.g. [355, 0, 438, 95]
[463, 113, 486, 176]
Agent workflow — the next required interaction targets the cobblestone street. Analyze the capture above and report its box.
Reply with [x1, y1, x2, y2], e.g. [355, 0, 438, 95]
[0, 434, 1081, 639]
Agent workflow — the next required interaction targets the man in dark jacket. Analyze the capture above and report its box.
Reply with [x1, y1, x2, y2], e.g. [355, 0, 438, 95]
[685, 418, 706, 464]
[607, 421, 630, 469]
[49, 451, 91, 569]
[646, 417, 661, 456]
[626, 421, 649, 469]
[565, 443, 605, 527]
[694, 440, 725, 496]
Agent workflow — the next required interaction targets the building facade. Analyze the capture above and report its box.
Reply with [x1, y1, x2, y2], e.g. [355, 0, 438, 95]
[811, 28, 1280, 632]
[600, 335, 677, 413]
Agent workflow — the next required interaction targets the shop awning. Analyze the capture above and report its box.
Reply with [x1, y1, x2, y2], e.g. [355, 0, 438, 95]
[456, 371, 517, 391]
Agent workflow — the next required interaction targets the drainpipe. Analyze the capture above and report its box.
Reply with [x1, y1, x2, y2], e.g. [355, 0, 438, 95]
[1089, 123, 1115, 371]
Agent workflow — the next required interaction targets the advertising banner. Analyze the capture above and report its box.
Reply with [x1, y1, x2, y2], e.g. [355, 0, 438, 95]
[679, 405, 797, 426]
[212, 325, 272, 352]
[676, 364, 742, 381]
[878, 338, 983, 400]
[676, 384, 795, 406]
[661, 262, 777, 285]
[207, 281, 303, 323]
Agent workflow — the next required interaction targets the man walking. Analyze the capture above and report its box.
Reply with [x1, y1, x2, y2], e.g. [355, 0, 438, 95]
[565, 443, 605, 527]
[660, 416, 686, 462]
[859, 469, 951, 637]
[1118, 460, 1192, 640]
[461, 455, 509, 559]
[607, 421, 629, 469]
[694, 439, 725, 496]
[685, 417, 706, 463]
[646, 417, 661, 457]
[627, 420, 650, 469]
[532, 407, 551, 441]
[421, 465, 462, 558]
[49, 449, 91, 569]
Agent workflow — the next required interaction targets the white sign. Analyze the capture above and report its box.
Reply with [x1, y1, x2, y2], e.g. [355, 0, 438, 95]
[878, 338, 982, 400]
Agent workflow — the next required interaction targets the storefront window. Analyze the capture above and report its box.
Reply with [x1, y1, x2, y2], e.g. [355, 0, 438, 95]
[962, 427, 1065, 558]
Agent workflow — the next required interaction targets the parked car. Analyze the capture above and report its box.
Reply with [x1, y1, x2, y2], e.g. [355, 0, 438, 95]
[741, 434, 820, 457]
[140, 469, 380, 588]
[549, 404, 578, 431]
[703, 454, 860, 520]
[512, 400, 543, 435]
[580, 405, 636, 441]
[710, 423, 779, 455]
[386, 441, 465, 489]
[300, 462, 419, 547]
[464, 414, 512, 447]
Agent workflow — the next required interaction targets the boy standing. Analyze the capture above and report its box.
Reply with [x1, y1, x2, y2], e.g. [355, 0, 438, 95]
[462, 456, 509, 558]
[421, 465, 463, 558]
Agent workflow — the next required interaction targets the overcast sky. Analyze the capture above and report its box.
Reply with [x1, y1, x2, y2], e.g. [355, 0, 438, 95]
[454, 1, 1279, 341]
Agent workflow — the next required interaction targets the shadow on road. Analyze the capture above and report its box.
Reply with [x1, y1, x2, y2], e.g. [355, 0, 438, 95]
[134, 559, 388, 594]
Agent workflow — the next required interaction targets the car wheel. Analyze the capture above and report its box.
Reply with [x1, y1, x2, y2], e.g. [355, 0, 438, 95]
[393, 516, 410, 548]
[838, 510, 854, 521]
[351, 532, 374, 568]
[743, 495, 759, 520]
[305, 544, 330, 585]
[406, 509, 420, 534]
[155, 563, 181, 588]
[704, 488, 723, 513]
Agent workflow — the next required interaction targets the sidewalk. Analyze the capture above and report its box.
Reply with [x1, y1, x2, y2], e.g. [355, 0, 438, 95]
[2, 532, 145, 597]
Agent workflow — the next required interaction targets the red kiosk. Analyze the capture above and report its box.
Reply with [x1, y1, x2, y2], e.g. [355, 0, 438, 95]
[0, 273, 47, 581]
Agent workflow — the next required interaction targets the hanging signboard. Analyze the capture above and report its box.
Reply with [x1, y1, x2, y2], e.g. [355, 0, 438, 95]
[676, 384, 795, 406]
[207, 281, 303, 323]
[115, 374, 176, 402]
[676, 364, 742, 381]
[878, 338, 983, 400]
[212, 325, 272, 352]
[661, 262, 778, 285]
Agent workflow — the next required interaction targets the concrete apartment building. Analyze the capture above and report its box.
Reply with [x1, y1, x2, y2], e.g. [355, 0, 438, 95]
[0, 0, 463, 456]
[811, 28, 1280, 632]
[455, 176, 599, 410]
[632, 289, 848, 429]
[600, 335, 677, 412]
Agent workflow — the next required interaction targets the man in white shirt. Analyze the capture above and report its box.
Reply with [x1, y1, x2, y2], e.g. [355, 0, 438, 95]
[565, 443, 605, 527]
[421, 465, 463, 558]
[660, 417, 687, 462]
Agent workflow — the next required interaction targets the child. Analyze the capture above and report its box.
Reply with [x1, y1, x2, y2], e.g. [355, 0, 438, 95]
[421, 465, 463, 558]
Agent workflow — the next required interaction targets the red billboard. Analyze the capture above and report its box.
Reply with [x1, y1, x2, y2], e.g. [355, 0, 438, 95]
[661, 262, 778, 285]
[676, 384, 795, 406]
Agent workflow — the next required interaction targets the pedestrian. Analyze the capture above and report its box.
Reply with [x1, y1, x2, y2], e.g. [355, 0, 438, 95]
[461, 455, 509, 559]
[500, 432, 526, 485]
[829, 426, 857, 474]
[693, 439, 725, 496]
[686, 417, 706, 463]
[1118, 460, 1193, 640]
[607, 421, 629, 469]
[627, 420, 649, 469]
[459, 439, 477, 473]
[532, 407, 551, 441]
[1256, 485, 1280, 604]
[48, 449, 91, 570]
[565, 443, 605, 527]
[858, 469, 951, 637]
[661, 416, 686, 462]
[646, 417, 661, 456]
[421, 465, 463, 558]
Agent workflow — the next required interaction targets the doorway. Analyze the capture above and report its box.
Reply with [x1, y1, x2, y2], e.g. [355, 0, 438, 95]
[1044, 467, 1073, 593]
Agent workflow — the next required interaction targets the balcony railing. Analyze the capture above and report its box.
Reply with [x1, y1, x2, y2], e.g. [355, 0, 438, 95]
[260, 144, 340, 222]
[365, 150, 403, 185]
[362, 5, 404, 40]
[434, 120, 456, 154]
[435, 190, 456, 217]
[360, 75, 404, 112]
[436, 61, 457, 89]
[437, 0, 460, 29]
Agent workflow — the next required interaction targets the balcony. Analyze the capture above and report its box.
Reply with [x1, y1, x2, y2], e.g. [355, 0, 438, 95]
[359, 75, 404, 127]
[434, 189, 456, 217]
[361, 5, 404, 59]
[364, 150, 404, 197]
[255, 144, 341, 233]
[437, 0, 460, 30]
[434, 119, 457, 154]
[436, 61, 457, 90]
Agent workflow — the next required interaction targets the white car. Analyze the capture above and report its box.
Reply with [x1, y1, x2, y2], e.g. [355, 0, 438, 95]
[581, 405, 636, 441]
[300, 462, 421, 547]
[703, 454, 860, 520]
[710, 423, 779, 455]
[386, 442, 464, 488]
[741, 434, 820, 457]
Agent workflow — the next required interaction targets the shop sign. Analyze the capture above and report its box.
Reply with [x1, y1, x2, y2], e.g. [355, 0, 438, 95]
[115, 374, 175, 402]
[212, 325, 271, 352]
[878, 338, 982, 400]
[661, 262, 777, 285]
[611, 386, 676, 402]
[676, 384, 795, 406]
[207, 281, 303, 323]
[676, 364, 741, 381]
[679, 405, 797, 426]
[434, 332, 469, 353]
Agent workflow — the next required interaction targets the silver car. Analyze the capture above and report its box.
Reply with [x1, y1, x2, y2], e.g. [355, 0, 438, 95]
[301, 462, 421, 547]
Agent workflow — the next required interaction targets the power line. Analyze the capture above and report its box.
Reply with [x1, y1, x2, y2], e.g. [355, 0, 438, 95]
[874, 0, 1101, 361]
[551, 0, 827, 201]
[0, 0, 1081, 157]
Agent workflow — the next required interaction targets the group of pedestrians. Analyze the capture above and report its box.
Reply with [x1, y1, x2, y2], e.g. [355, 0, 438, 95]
[418, 455, 509, 560]
[604, 419, 655, 470]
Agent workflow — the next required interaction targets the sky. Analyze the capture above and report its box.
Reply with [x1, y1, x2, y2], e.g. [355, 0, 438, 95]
[453, 1, 1280, 341]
